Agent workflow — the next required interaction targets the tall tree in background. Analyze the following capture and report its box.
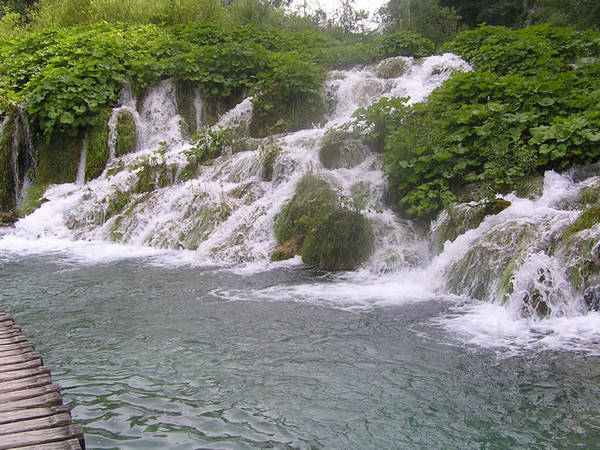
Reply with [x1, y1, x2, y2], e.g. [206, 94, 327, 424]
[379, 0, 462, 46]
[329, 0, 369, 33]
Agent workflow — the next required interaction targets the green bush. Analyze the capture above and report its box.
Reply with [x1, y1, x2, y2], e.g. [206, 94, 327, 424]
[366, 25, 600, 218]
[251, 52, 326, 136]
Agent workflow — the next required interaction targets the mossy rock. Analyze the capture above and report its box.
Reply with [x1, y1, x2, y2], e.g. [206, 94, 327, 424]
[175, 80, 199, 138]
[35, 131, 82, 184]
[274, 174, 337, 244]
[271, 235, 302, 262]
[301, 209, 374, 271]
[17, 183, 49, 217]
[134, 161, 175, 194]
[0, 211, 17, 226]
[0, 117, 16, 211]
[433, 197, 511, 253]
[273, 173, 374, 270]
[85, 109, 111, 181]
[563, 206, 600, 239]
[115, 109, 138, 157]
[371, 57, 409, 79]
[319, 131, 371, 169]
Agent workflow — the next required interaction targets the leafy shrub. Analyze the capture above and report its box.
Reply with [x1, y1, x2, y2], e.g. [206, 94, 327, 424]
[251, 52, 326, 136]
[445, 24, 600, 75]
[365, 26, 600, 218]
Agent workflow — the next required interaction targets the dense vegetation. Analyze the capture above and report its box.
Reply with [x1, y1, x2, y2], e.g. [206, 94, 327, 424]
[0, 0, 599, 225]
[352, 25, 600, 217]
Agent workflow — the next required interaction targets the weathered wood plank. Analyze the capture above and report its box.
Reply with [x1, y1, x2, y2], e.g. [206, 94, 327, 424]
[0, 425, 84, 449]
[0, 351, 42, 367]
[0, 328, 24, 339]
[0, 405, 71, 426]
[0, 365, 51, 384]
[0, 391, 63, 413]
[0, 335, 29, 346]
[0, 372, 52, 395]
[0, 412, 73, 436]
[0, 344, 35, 358]
[0, 383, 61, 405]
[11, 438, 83, 450]
[0, 358, 43, 374]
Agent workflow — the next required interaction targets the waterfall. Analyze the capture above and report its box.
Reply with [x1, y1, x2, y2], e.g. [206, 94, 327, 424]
[75, 133, 87, 185]
[3, 53, 599, 331]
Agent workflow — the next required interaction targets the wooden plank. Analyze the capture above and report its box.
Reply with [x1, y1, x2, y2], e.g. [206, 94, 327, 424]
[0, 358, 43, 374]
[0, 372, 52, 395]
[0, 425, 84, 449]
[0, 406, 71, 426]
[0, 412, 73, 436]
[0, 383, 61, 405]
[0, 335, 30, 346]
[0, 391, 64, 413]
[0, 310, 85, 448]
[0, 351, 42, 367]
[0, 329, 24, 339]
[0, 344, 35, 358]
[0, 365, 50, 384]
[11, 438, 83, 450]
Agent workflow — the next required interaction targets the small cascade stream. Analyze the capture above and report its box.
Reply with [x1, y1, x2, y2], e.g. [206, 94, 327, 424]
[2, 53, 600, 351]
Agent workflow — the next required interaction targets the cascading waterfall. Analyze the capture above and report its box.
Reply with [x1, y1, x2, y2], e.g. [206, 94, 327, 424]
[0, 108, 37, 210]
[3, 53, 600, 335]
[75, 133, 87, 186]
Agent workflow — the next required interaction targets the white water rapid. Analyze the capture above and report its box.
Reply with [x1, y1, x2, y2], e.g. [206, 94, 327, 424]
[2, 53, 600, 354]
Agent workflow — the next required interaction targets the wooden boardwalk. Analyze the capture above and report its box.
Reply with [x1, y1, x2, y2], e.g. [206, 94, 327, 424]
[0, 309, 85, 449]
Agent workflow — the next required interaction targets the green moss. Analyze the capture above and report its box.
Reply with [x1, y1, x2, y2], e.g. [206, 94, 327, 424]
[35, 131, 82, 184]
[175, 80, 198, 137]
[115, 110, 137, 157]
[371, 57, 409, 79]
[85, 109, 111, 181]
[580, 185, 600, 207]
[301, 209, 374, 271]
[271, 236, 302, 262]
[107, 189, 131, 218]
[273, 173, 374, 270]
[274, 174, 337, 244]
[17, 183, 49, 217]
[134, 159, 175, 194]
[259, 140, 281, 182]
[563, 206, 600, 238]
[0, 117, 15, 211]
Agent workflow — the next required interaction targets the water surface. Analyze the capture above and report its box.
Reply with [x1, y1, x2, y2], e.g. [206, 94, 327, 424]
[2, 254, 599, 449]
